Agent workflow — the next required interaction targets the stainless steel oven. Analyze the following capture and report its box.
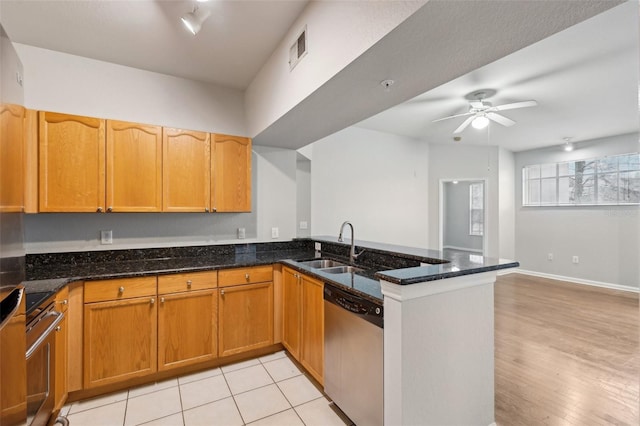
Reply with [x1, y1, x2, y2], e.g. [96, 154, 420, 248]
[1, 285, 27, 426]
[25, 294, 63, 426]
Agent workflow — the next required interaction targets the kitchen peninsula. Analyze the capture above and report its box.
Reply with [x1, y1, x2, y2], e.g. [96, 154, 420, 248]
[24, 237, 517, 426]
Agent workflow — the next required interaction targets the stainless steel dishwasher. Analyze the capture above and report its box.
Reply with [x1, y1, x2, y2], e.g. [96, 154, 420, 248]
[324, 283, 383, 426]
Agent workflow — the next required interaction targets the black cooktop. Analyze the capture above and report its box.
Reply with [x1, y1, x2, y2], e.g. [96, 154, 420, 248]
[26, 291, 56, 320]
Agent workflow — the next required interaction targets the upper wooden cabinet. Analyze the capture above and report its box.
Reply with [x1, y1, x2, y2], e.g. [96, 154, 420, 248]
[106, 120, 162, 212]
[0, 104, 25, 212]
[212, 134, 251, 212]
[39, 112, 106, 212]
[162, 128, 211, 212]
[31, 110, 252, 213]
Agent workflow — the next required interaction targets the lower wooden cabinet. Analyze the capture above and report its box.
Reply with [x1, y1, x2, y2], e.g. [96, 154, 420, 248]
[300, 274, 324, 384]
[54, 287, 69, 410]
[282, 268, 302, 358]
[282, 267, 324, 384]
[84, 292, 158, 389]
[158, 289, 217, 371]
[218, 281, 273, 357]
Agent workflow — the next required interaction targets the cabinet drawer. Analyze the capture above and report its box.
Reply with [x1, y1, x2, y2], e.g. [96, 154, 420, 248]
[218, 265, 273, 287]
[84, 277, 157, 303]
[158, 271, 217, 294]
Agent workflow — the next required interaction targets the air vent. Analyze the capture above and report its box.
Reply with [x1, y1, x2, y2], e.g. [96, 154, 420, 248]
[289, 26, 307, 71]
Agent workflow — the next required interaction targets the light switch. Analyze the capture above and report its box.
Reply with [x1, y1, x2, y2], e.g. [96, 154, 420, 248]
[299, 221, 308, 230]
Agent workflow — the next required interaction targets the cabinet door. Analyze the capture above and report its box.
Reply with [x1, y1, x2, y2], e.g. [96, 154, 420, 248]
[218, 282, 273, 357]
[158, 289, 217, 371]
[163, 128, 210, 212]
[106, 120, 162, 212]
[282, 268, 301, 359]
[0, 104, 25, 212]
[212, 134, 251, 212]
[300, 275, 324, 385]
[54, 314, 68, 410]
[39, 112, 106, 212]
[84, 296, 157, 388]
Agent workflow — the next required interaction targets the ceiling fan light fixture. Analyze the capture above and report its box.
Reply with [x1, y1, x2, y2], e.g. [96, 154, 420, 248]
[471, 115, 489, 129]
[563, 142, 574, 152]
[181, 6, 210, 35]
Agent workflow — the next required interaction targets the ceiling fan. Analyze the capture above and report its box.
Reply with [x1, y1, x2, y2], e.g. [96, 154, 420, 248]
[433, 90, 538, 134]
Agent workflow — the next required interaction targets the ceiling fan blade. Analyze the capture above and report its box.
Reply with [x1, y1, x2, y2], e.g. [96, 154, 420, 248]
[432, 111, 473, 123]
[487, 112, 515, 127]
[493, 100, 537, 111]
[453, 116, 476, 134]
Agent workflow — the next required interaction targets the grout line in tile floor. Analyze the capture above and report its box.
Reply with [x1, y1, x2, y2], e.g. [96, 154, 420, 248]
[63, 351, 348, 426]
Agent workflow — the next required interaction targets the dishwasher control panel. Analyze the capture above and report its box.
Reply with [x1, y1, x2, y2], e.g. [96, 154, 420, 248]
[324, 283, 383, 328]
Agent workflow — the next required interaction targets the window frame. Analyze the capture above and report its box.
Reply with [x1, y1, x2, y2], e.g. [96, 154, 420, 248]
[522, 152, 640, 207]
[469, 182, 484, 236]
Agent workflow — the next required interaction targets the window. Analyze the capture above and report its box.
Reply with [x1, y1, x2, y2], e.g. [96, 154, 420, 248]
[523, 153, 640, 206]
[469, 182, 484, 236]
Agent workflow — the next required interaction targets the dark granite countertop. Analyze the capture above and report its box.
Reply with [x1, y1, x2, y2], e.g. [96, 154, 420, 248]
[312, 236, 519, 285]
[280, 258, 383, 303]
[23, 238, 519, 300]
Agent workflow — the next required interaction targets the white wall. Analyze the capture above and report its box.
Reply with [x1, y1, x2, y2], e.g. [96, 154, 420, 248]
[429, 144, 500, 258]
[14, 44, 246, 135]
[498, 147, 516, 260]
[245, 1, 425, 137]
[254, 146, 297, 242]
[296, 157, 311, 238]
[443, 181, 483, 252]
[17, 44, 298, 253]
[514, 133, 640, 288]
[310, 126, 429, 248]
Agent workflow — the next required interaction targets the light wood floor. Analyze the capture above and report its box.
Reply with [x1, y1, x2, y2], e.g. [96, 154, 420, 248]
[494, 273, 639, 426]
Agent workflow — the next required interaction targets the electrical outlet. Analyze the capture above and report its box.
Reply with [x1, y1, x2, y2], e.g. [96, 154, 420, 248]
[100, 230, 113, 245]
[547, 253, 553, 261]
[314, 242, 321, 251]
[237, 228, 245, 239]
[572, 255, 579, 264]
[299, 221, 308, 230]
[271, 227, 279, 238]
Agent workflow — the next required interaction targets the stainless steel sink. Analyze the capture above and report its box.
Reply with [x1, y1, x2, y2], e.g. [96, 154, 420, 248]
[320, 266, 364, 274]
[299, 259, 347, 269]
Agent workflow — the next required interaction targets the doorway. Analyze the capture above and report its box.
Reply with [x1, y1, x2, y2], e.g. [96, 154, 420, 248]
[439, 179, 487, 256]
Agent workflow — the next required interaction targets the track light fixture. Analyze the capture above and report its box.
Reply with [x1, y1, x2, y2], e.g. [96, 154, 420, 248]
[181, 4, 211, 35]
[562, 137, 574, 152]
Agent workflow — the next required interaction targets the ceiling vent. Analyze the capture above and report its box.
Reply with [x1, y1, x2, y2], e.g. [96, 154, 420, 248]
[289, 26, 307, 71]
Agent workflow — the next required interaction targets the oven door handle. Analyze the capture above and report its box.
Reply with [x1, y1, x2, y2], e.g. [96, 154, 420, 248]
[26, 311, 64, 359]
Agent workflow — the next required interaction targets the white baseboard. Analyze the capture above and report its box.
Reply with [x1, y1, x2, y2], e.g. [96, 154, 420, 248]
[511, 269, 639, 293]
[443, 245, 483, 253]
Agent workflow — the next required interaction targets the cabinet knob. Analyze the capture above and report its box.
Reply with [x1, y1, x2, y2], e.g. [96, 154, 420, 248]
[205, 208, 209, 213]
[220, 290, 225, 296]
[187, 280, 192, 288]
[245, 273, 250, 281]
[213, 207, 217, 212]
[118, 286, 125, 293]
[107, 206, 113, 212]
[161, 297, 165, 303]
[97, 207, 103, 212]
[55, 326, 61, 332]
[61, 299, 68, 305]
[150, 298, 155, 305]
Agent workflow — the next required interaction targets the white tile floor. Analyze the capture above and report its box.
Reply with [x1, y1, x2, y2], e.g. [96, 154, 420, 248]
[61, 351, 350, 426]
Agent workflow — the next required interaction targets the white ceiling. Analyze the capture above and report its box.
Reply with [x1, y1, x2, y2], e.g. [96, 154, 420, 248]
[0, 0, 308, 89]
[356, 1, 638, 152]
